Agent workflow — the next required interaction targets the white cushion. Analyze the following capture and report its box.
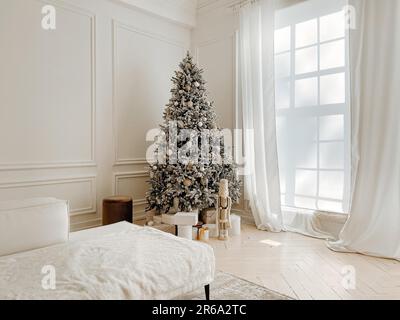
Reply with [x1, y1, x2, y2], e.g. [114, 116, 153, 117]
[0, 198, 69, 257]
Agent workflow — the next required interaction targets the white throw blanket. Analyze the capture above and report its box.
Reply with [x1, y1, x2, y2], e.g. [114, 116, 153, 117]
[0, 224, 215, 300]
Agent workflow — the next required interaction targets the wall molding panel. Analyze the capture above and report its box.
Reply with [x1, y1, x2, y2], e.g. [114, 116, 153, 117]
[0, 0, 191, 230]
[0, 0, 97, 170]
[113, 171, 149, 194]
[112, 19, 187, 166]
[0, 176, 97, 216]
[0, 161, 97, 172]
[114, 158, 149, 166]
[70, 218, 102, 232]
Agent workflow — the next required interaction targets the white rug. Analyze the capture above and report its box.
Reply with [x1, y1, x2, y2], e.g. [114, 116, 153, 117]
[177, 271, 293, 300]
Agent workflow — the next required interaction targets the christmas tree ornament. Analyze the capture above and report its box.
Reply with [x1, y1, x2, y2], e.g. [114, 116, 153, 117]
[183, 178, 192, 187]
[187, 101, 193, 108]
[194, 81, 200, 87]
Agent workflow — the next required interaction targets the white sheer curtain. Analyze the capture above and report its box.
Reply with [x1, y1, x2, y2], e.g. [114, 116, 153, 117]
[328, 0, 400, 260]
[239, 0, 345, 236]
[240, 0, 400, 259]
[239, 0, 283, 232]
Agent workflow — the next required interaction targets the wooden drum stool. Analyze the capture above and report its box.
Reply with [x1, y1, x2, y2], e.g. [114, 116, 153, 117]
[102, 196, 133, 225]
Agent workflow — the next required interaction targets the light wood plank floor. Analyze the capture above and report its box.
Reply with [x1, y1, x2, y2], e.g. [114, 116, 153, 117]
[208, 223, 400, 300]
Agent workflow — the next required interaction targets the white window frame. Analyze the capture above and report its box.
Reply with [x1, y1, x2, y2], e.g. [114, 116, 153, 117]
[274, 0, 351, 214]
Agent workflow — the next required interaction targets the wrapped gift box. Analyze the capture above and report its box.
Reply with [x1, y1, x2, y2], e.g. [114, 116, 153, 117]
[162, 210, 198, 226]
[200, 208, 216, 224]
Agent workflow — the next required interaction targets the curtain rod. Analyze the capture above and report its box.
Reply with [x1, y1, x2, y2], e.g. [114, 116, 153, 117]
[228, 0, 259, 12]
[229, 0, 307, 12]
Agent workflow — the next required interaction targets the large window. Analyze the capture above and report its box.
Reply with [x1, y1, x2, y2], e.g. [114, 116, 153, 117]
[274, 0, 350, 213]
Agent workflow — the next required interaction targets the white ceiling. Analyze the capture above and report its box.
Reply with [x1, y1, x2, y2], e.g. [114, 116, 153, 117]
[197, 0, 219, 8]
[116, 0, 239, 27]
[117, 0, 199, 27]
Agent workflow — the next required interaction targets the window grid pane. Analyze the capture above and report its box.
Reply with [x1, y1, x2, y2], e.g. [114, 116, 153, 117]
[295, 46, 318, 75]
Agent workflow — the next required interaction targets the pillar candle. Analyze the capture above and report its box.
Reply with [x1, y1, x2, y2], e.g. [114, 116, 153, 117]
[203, 224, 217, 237]
[230, 214, 241, 236]
[177, 225, 193, 240]
[192, 227, 198, 240]
[199, 228, 210, 241]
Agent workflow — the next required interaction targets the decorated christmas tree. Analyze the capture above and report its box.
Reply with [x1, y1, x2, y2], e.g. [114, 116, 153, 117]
[146, 52, 241, 214]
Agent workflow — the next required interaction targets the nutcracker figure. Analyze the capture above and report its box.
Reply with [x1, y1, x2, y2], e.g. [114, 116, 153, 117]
[216, 179, 232, 241]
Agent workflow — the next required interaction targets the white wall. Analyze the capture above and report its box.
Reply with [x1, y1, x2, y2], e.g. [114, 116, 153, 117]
[0, 0, 190, 231]
[0, 0, 253, 231]
[192, 0, 252, 221]
[192, 0, 239, 131]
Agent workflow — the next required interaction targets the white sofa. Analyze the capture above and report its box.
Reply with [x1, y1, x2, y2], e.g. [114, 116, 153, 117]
[0, 198, 215, 300]
[0, 198, 69, 257]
